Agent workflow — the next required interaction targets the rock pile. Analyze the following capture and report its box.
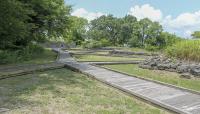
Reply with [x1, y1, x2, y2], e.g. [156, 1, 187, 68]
[139, 56, 200, 78]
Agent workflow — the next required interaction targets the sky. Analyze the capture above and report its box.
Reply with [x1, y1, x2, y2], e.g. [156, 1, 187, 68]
[65, 0, 200, 38]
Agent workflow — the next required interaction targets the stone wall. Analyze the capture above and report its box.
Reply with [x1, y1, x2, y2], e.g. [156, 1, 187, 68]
[109, 50, 157, 56]
[139, 56, 200, 78]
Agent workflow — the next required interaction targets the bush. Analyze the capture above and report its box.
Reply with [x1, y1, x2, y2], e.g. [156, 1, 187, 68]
[145, 45, 160, 51]
[165, 40, 200, 62]
[82, 38, 110, 49]
[0, 50, 18, 64]
[0, 44, 44, 64]
[128, 37, 141, 48]
[100, 38, 110, 47]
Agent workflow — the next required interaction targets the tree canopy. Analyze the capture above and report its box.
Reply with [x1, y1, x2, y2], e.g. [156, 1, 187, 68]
[0, 0, 71, 49]
[0, 1, 182, 51]
[85, 15, 178, 50]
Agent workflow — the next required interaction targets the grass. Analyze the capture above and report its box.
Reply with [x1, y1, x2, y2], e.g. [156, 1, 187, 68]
[21, 48, 57, 64]
[104, 64, 200, 92]
[93, 51, 109, 55]
[0, 69, 169, 114]
[74, 55, 144, 62]
[68, 49, 109, 55]
[166, 39, 200, 62]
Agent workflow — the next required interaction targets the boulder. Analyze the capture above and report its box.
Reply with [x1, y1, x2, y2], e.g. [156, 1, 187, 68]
[170, 64, 178, 70]
[180, 73, 192, 79]
[176, 65, 189, 73]
[157, 64, 165, 70]
[190, 67, 200, 77]
[157, 64, 171, 70]
[149, 61, 157, 67]
[139, 65, 152, 70]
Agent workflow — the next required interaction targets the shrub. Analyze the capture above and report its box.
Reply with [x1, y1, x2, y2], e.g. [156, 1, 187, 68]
[100, 38, 110, 47]
[0, 50, 18, 64]
[82, 38, 111, 49]
[165, 40, 200, 62]
[0, 44, 44, 64]
[145, 45, 160, 51]
[128, 37, 141, 48]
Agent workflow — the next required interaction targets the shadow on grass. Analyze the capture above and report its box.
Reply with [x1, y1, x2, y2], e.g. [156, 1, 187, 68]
[0, 68, 93, 111]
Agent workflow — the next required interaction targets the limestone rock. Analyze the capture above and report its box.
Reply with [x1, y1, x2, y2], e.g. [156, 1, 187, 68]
[190, 67, 200, 77]
[177, 65, 190, 73]
[140, 56, 200, 78]
[180, 73, 192, 79]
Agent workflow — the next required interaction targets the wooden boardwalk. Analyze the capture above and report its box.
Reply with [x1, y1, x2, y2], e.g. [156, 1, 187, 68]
[55, 49, 200, 114]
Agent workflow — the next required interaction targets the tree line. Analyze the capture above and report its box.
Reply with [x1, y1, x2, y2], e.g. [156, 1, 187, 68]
[74, 15, 183, 50]
[1, 0, 200, 52]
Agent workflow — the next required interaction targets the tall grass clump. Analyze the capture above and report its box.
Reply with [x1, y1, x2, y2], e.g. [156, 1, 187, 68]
[166, 40, 200, 62]
[0, 44, 44, 64]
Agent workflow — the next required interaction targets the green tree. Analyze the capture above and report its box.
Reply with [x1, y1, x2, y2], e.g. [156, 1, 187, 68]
[119, 15, 137, 45]
[138, 18, 151, 46]
[159, 32, 181, 47]
[20, 0, 71, 42]
[192, 31, 200, 39]
[0, 0, 31, 49]
[86, 14, 181, 49]
[138, 18, 163, 47]
[89, 15, 121, 46]
[69, 16, 88, 45]
[145, 22, 163, 46]
[0, 0, 72, 50]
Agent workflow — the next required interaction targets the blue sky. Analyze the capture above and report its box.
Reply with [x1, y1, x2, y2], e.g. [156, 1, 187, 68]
[65, 0, 200, 38]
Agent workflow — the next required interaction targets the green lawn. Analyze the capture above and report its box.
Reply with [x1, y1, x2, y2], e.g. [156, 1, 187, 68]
[68, 49, 109, 55]
[104, 64, 200, 92]
[0, 69, 169, 114]
[74, 55, 144, 62]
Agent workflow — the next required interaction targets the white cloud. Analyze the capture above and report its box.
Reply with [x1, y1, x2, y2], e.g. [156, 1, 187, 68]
[164, 11, 200, 29]
[162, 11, 200, 38]
[71, 8, 105, 21]
[128, 4, 162, 22]
[128, 4, 200, 38]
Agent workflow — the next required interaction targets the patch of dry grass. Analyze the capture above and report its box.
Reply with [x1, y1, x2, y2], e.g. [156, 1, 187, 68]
[0, 69, 168, 114]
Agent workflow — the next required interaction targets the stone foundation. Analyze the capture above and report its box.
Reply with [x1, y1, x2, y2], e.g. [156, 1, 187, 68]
[109, 50, 157, 56]
[139, 56, 200, 78]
